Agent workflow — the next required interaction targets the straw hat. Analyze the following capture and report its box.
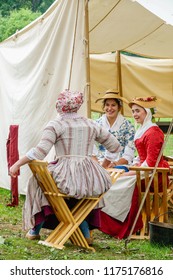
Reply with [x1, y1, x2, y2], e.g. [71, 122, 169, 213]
[95, 89, 129, 104]
[128, 96, 161, 109]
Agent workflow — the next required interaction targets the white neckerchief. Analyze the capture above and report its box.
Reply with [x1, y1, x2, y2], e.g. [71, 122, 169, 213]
[134, 108, 157, 141]
[102, 112, 124, 131]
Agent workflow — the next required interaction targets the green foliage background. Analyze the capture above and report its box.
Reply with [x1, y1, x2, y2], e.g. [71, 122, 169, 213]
[0, 0, 55, 42]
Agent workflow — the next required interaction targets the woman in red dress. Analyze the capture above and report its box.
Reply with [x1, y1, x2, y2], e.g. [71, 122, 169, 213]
[94, 96, 169, 239]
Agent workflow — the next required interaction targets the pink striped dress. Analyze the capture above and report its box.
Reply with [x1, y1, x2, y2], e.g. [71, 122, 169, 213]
[23, 113, 121, 229]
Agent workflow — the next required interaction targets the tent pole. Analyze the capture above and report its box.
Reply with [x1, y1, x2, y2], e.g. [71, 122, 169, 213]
[84, 0, 91, 118]
[117, 50, 124, 114]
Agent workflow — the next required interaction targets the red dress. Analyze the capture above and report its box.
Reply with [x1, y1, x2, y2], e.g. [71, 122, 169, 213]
[91, 186, 143, 239]
[95, 126, 169, 239]
[135, 126, 169, 192]
[135, 126, 169, 169]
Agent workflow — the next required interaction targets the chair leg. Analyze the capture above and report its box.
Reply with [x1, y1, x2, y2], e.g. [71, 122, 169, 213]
[38, 197, 100, 251]
[39, 221, 95, 251]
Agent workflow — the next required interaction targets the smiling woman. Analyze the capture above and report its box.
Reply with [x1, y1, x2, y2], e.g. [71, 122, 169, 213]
[93, 89, 135, 168]
[128, 96, 170, 173]
[131, 105, 147, 125]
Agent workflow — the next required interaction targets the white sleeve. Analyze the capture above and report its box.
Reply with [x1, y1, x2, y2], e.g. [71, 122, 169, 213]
[141, 160, 149, 167]
[132, 156, 140, 165]
[26, 149, 37, 160]
[121, 145, 135, 164]
[92, 143, 99, 156]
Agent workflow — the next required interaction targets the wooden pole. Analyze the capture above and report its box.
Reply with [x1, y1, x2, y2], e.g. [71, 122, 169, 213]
[116, 50, 124, 114]
[84, 0, 91, 118]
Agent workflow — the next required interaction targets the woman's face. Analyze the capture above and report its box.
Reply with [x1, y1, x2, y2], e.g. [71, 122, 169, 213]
[131, 104, 147, 125]
[103, 99, 120, 119]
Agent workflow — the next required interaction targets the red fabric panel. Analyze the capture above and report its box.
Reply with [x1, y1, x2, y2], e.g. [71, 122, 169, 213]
[6, 125, 19, 206]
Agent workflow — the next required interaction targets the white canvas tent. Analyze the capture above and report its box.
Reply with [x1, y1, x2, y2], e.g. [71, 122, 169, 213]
[0, 0, 173, 194]
[89, 0, 173, 58]
[0, 0, 88, 194]
[89, 0, 173, 116]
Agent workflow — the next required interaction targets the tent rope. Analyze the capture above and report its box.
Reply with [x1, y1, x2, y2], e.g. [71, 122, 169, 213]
[124, 118, 173, 249]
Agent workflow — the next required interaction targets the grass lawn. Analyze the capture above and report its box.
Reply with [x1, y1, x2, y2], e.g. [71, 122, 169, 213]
[0, 188, 173, 260]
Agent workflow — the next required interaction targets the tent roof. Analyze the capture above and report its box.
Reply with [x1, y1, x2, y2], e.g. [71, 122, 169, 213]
[89, 0, 173, 58]
[90, 52, 173, 117]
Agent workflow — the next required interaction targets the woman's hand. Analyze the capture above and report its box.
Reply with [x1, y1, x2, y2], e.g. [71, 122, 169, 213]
[107, 158, 128, 168]
[101, 158, 111, 168]
[9, 163, 20, 177]
[9, 156, 31, 177]
[91, 156, 99, 162]
[107, 161, 117, 168]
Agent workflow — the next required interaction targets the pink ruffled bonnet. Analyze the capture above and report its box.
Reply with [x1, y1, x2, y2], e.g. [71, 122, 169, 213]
[56, 89, 84, 114]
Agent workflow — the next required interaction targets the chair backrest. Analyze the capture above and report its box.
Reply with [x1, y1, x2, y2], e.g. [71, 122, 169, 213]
[106, 168, 125, 183]
[129, 166, 170, 237]
[165, 159, 173, 208]
[28, 159, 66, 197]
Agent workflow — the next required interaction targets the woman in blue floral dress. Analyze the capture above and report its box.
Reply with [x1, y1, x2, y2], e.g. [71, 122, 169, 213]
[93, 89, 135, 168]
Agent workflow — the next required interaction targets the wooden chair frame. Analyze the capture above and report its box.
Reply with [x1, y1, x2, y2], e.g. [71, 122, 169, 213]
[166, 160, 173, 208]
[28, 160, 123, 251]
[129, 166, 172, 239]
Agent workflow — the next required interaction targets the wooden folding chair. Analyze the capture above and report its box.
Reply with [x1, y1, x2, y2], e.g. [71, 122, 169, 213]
[28, 160, 122, 251]
[106, 167, 125, 183]
[163, 156, 173, 209]
[129, 166, 171, 239]
[166, 159, 173, 209]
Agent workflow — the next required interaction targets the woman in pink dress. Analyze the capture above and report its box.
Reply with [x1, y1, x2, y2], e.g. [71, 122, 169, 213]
[95, 96, 169, 239]
[9, 89, 122, 244]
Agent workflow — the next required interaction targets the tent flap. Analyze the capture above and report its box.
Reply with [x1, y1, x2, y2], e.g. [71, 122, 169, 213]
[0, 0, 87, 194]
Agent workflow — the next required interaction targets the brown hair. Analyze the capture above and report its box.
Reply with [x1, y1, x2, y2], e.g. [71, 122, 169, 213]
[102, 98, 122, 111]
